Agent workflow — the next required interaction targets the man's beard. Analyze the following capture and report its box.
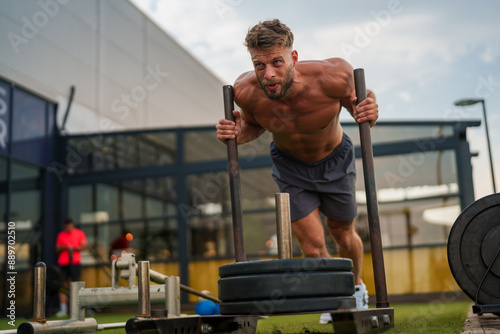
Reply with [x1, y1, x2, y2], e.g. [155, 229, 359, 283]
[257, 65, 294, 100]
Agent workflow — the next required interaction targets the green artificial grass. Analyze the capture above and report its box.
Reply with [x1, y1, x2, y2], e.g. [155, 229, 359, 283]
[255, 301, 471, 334]
[0, 301, 471, 333]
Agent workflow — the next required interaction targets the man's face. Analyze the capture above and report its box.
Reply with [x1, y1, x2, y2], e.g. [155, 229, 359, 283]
[64, 222, 74, 232]
[250, 46, 297, 100]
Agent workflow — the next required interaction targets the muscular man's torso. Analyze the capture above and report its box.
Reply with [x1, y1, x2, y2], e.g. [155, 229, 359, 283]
[235, 59, 353, 162]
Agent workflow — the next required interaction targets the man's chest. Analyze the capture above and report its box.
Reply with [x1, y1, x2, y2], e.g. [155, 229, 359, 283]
[253, 99, 342, 134]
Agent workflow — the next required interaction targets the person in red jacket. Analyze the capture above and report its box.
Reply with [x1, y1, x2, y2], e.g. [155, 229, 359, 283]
[55, 217, 87, 317]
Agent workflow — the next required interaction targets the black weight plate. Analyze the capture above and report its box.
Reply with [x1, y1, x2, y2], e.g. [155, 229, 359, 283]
[448, 193, 500, 305]
[219, 258, 353, 278]
[219, 271, 354, 302]
[219, 296, 356, 315]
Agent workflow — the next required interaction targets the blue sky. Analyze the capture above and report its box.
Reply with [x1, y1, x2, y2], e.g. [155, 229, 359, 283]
[130, 0, 500, 198]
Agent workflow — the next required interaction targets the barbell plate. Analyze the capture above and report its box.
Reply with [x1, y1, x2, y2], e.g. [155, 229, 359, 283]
[448, 193, 500, 305]
[219, 271, 354, 302]
[219, 258, 353, 278]
[219, 296, 356, 315]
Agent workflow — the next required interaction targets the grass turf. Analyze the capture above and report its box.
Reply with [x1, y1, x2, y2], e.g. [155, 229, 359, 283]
[0, 301, 471, 333]
[256, 301, 470, 333]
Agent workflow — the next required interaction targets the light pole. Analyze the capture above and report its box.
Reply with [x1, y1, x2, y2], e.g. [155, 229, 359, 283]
[455, 98, 497, 193]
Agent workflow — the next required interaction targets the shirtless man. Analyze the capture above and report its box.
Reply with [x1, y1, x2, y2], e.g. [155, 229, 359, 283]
[216, 19, 378, 321]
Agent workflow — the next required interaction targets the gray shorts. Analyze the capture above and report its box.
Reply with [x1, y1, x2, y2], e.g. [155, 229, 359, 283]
[270, 133, 357, 222]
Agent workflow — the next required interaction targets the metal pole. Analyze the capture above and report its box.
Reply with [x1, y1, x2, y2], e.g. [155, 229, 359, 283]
[354, 68, 390, 308]
[275, 193, 293, 259]
[17, 318, 98, 334]
[481, 100, 497, 193]
[117, 258, 221, 303]
[78, 286, 167, 307]
[70, 281, 85, 321]
[223, 85, 247, 262]
[165, 276, 181, 317]
[137, 261, 151, 318]
[149, 268, 221, 304]
[33, 262, 46, 322]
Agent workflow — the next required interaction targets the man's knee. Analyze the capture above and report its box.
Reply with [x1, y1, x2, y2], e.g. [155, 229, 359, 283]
[327, 219, 355, 248]
[303, 246, 327, 258]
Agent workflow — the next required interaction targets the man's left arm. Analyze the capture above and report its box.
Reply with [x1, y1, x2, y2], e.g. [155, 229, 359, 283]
[327, 58, 378, 127]
[78, 230, 88, 252]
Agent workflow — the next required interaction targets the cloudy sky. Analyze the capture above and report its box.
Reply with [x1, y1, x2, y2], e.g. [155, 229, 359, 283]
[130, 0, 500, 198]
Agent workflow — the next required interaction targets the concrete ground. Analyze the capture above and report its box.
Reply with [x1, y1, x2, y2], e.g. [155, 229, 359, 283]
[461, 308, 500, 334]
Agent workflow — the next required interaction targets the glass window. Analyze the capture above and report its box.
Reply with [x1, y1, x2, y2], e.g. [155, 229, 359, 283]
[12, 89, 47, 165]
[240, 167, 278, 211]
[146, 197, 163, 217]
[355, 150, 457, 192]
[353, 196, 460, 249]
[184, 130, 272, 163]
[242, 212, 302, 257]
[189, 215, 229, 258]
[0, 157, 6, 217]
[69, 185, 93, 223]
[10, 161, 40, 223]
[122, 190, 142, 219]
[11, 159, 40, 180]
[46, 103, 56, 165]
[7, 161, 41, 270]
[66, 131, 177, 173]
[80, 220, 107, 265]
[187, 172, 229, 214]
[96, 184, 119, 221]
[143, 177, 176, 210]
[342, 123, 455, 147]
[184, 130, 226, 162]
[147, 218, 177, 260]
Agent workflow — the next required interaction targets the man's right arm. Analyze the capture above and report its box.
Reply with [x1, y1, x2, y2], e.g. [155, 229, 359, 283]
[216, 72, 265, 145]
[216, 109, 265, 145]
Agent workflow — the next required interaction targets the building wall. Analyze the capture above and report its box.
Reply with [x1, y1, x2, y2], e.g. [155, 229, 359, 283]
[0, 0, 225, 134]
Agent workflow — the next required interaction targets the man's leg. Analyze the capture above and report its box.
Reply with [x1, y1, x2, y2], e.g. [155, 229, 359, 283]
[326, 218, 368, 311]
[57, 266, 69, 317]
[326, 218, 363, 285]
[291, 207, 330, 258]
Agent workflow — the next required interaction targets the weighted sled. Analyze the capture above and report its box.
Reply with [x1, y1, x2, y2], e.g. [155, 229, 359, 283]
[219, 271, 354, 302]
[219, 258, 353, 278]
[218, 258, 355, 315]
[219, 296, 356, 315]
[448, 193, 500, 305]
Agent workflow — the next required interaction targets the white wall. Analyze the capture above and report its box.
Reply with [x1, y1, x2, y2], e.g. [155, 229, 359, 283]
[0, 0, 225, 134]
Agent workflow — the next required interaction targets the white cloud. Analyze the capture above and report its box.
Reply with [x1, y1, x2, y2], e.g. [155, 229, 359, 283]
[399, 91, 411, 102]
[480, 44, 499, 63]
